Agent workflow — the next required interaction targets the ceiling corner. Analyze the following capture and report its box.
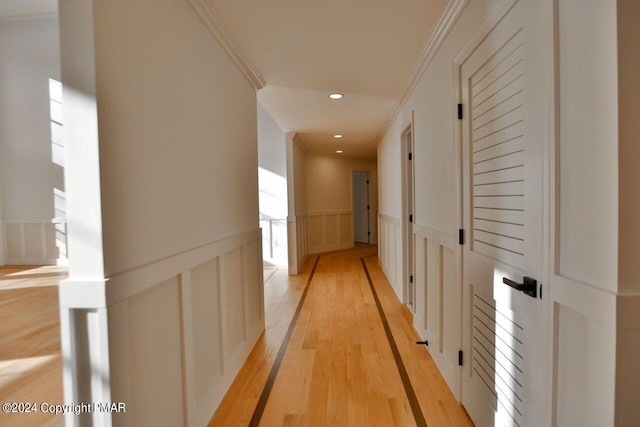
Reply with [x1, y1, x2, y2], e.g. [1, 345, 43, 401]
[375, 0, 469, 144]
[186, 0, 266, 91]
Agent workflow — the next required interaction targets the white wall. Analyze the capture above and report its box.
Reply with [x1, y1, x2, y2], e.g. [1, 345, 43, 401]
[0, 17, 66, 265]
[306, 155, 376, 213]
[557, 0, 619, 290]
[306, 154, 377, 253]
[258, 101, 288, 265]
[552, 2, 619, 425]
[58, 0, 263, 424]
[258, 102, 287, 184]
[286, 134, 308, 273]
[292, 135, 308, 217]
[377, 0, 638, 424]
[94, 0, 258, 276]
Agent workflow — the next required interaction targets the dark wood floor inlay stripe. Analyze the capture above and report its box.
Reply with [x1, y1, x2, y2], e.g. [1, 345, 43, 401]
[360, 257, 428, 427]
[249, 255, 321, 427]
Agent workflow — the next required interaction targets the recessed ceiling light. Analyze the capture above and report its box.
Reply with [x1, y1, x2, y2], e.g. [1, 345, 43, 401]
[336, 150, 343, 154]
[334, 134, 343, 138]
[329, 93, 343, 99]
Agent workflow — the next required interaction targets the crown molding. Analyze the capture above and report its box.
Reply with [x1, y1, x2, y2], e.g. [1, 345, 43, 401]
[375, 0, 469, 144]
[186, 0, 266, 91]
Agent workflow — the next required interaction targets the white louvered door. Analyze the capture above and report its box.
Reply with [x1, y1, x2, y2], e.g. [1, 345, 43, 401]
[460, 1, 546, 426]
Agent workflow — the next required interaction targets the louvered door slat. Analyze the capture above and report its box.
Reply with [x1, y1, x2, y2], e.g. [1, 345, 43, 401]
[474, 207, 524, 225]
[474, 135, 524, 163]
[474, 219, 524, 240]
[474, 150, 524, 174]
[474, 181, 524, 197]
[472, 292, 525, 426]
[471, 28, 525, 269]
[473, 90, 524, 129]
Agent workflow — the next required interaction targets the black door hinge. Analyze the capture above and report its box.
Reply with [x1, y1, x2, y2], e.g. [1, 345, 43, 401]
[459, 229, 464, 245]
[366, 180, 370, 184]
[410, 275, 414, 283]
[367, 231, 371, 235]
[417, 340, 428, 347]
[409, 214, 413, 223]
[458, 350, 463, 366]
[457, 103, 463, 120]
[367, 205, 370, 210]
[409, 152, 413, 161]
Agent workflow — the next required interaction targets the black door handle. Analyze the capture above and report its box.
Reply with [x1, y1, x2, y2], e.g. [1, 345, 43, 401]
[502, 276, 537, 298]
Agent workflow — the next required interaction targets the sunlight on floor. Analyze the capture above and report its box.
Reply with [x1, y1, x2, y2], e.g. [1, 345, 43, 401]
[0, 265, 66, 427]
[0, 265, 67, 289]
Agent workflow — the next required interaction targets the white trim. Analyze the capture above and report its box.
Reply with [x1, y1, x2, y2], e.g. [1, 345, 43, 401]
[306, 210, 354, 254]
[0, 220, 4, 266]
[108, 229, 260, 306]
[0, 12, 58, 23]
[377, 212, 402, 299]
[178, 268, 196, 427]
[59, 279, 108, 308]
[411, 225, 462, 399]
[400, 113, 415, 308]
[194, 317, 263, 426]
[306, 209, 352, 216]
[2, 218, 68, 265]
[59, 229, 260, 308]
[551, 274, 616, 326]
[375, 0, 469, 144]
[1, 217, 67, 223]
[453, 0, 519, 65]
[287, 214, 308, 274]
[378, 212, 401, 225]
[413, 223, 456, 251]
[61, 227, 265, 425]
[185, 0, 266, 91]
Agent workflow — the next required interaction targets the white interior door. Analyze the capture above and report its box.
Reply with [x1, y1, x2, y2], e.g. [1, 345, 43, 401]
[460, 1, 546, 426]
[402, 126, 415, 309]
[353, 171, 370, 243]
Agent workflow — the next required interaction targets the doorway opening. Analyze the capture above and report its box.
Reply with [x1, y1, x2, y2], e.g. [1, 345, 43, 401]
[401, 117, 415, 311]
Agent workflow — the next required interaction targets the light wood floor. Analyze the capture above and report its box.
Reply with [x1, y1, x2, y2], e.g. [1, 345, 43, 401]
[0, 265, 67, 427]
[209, 246, 473, 426]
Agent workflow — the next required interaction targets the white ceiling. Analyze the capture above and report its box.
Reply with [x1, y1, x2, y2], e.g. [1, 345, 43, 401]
[0, 0, 57, 18]
[0, 0, 447, 160]
[210, 0, 448, 160]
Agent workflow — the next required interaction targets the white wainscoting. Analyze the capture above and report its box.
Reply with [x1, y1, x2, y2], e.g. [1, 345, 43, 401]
[378, 213, 401, 299]
[412, 224, 461, 399]
[287, 214, 308, 275]
[549, 275, 617, 427]
[307, 210, 353, 254]
[60, 229, 264, 426]
[2, 219, 67, 265]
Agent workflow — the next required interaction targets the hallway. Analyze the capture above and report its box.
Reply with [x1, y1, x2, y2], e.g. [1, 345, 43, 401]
[1, 0, 634, 424]
[210, 247, 472, 426]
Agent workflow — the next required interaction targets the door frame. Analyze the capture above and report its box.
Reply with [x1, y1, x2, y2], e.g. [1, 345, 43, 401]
[400, 112, 415, 310]
[453, 2, 519, 406]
